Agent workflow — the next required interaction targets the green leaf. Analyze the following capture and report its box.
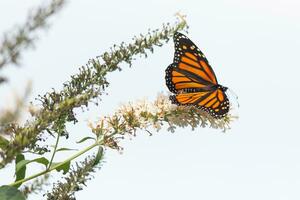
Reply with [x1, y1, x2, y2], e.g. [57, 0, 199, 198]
[93, 146, 103, 166]
[14, 154, 26, 188]
[55, 147, 77, 152]
[76, 136, 95, 144]
[16, 157, 49, 175]
[0, 135, 9, 150]
[51, 161, 70, 174]
[0, 185, 25, 200]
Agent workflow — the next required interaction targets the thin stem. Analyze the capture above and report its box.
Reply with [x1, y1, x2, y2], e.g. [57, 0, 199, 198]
[49, 142, 99, 171]
[47, 134, 60, 170]
[9, 170, 47, 188]
[9, 141, 100, 187]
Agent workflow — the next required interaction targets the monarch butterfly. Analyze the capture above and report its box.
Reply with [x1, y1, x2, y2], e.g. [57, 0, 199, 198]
[165, 32, 230, 119]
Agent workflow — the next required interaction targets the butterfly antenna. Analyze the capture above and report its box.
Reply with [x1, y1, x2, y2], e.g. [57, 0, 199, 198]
[227, 88, 240, 108]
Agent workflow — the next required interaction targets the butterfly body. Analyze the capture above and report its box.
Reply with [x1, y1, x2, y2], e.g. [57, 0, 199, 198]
[165, 32, 230, 119]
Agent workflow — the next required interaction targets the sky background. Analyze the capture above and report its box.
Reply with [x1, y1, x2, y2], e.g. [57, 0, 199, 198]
[1, 0, 300, 199]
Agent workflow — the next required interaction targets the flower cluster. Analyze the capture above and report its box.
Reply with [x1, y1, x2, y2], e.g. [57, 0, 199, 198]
[90, 93, 235, 150]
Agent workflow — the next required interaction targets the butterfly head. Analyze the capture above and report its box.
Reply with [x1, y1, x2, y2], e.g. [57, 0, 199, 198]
[217, 85, 228, 92]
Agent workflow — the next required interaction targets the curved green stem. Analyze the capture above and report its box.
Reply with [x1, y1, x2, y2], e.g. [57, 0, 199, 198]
[47, 134, 60, 170]
[9, 141, 100, 187]
[48, 142, 98, 171]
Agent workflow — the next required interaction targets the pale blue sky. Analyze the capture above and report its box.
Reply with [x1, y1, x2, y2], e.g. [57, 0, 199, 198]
[1, 0, 300, 199]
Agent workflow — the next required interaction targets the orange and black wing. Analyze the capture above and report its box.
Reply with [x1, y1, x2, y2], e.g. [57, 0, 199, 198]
[170, 89, 230, 118]
[166, 32, 218, 93]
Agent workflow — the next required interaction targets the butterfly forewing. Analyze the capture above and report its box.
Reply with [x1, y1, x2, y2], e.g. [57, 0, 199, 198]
[165, 64, 211, 94]
[173, 32, 218, 85]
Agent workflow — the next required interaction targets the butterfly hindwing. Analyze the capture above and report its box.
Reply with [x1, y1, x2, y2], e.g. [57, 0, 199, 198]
[171, 89, 230, 118]
[195, 89, 230, 118]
